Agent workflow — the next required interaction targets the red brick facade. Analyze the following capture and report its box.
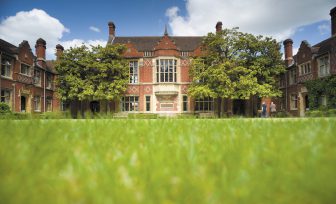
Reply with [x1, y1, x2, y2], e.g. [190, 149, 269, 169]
[280, 6, 336, 116]
[0, 39, 60, 113]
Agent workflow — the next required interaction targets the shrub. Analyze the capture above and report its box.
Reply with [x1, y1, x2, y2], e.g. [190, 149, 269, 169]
[0, 102, 11, 114]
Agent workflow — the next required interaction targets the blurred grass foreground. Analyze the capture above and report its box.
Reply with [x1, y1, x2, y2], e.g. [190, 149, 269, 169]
[0, 118, 335, 204]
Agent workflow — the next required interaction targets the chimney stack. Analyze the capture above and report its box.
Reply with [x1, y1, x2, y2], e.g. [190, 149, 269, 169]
[216, 21, 223, 33]
[283, 39, 293, 67]
[35, 38, 46, 67]
[108, 21, 116, 36]
[56, 44, 64, 61]
[35, 38, 46, 60]
[330, 7, 336, 36]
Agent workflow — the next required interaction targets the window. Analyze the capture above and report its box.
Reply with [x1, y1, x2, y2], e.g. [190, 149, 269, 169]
[61, 101, 69, 111]
[299, 62, 311, 75]
[320, 95, 327, 107]
[289, 69, 296, 85]
[129, 61, 138, 83]
[46, 74, 52, 89]
[195, 97, 214, 112]
[0, 90, 11, 105]
[318, 55, 330, 77]
[33, 96, 41, 112]
[121, 96, 139, 111]
[46, 97, 52, 112]
[181, 51, 189, 57]
[144, 51, 153, 57]
[182, 95, 188, 111]
[21, 64, 31, 75]
[290, 94, 298, 110]
[156, 59, 177, 83]
[34, 69, 41, 85]
[1, 59, 11, 77]
[145, 96, 151, 111]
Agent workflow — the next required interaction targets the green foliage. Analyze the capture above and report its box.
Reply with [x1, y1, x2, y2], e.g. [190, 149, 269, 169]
[55, 44, 129, 102]
[0, 119, 336, 203]
[189, 28, 285, 101]
[305, 75, 336, 109]
[306, 109, 336, 117]
[0, 102, 11, 114]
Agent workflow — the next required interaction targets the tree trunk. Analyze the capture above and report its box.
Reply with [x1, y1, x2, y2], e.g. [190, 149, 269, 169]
[217, 97, 222, 118]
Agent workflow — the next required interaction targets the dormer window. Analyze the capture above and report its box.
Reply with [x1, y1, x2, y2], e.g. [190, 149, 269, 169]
[181, 51, 189, 57]
[144, 51, 153, 57]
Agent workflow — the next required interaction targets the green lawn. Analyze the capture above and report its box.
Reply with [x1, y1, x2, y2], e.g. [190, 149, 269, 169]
[0, 118, 335, 204]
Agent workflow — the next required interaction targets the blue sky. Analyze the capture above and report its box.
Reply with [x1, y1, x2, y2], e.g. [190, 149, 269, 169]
[0, 0, 335, 59]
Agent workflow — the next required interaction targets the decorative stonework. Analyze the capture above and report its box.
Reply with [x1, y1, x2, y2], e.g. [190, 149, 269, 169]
[181, 59, 190, 66]
[144, 86, 152, 94]
[144, 59, 152, 67]
[17, 74, 33, 84]
[127, 85, 139, 94]
[181, 85, 188, 94]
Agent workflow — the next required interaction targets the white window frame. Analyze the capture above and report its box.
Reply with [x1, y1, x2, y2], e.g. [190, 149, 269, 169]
[290, 94, 298, 110]
[46, 97, 52, 112]
[34, 69, 41, 86]
[129, 61, 138, 84]
[195, 97, 214, 112]
[182, 95, 188, 112]
[156, 59, 177, 83]
[0, 89, 11, 106]
[145, 95, 151, 112]
[144, 51, 153, 57]
[289, 69, 297, 85]
[318, 55, 330, 78]
[1, 59, 12, 78]
[33, 96, 41, 112]
[121, 96, 139, 112]
[46, 74, 52, 89]
[20, 63, 31, 76]
[299, 62, 311, 76]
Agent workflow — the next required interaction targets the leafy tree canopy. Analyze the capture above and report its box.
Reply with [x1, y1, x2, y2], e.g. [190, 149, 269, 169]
[55, 44, 129, 101]
[189, 28, 285, 100]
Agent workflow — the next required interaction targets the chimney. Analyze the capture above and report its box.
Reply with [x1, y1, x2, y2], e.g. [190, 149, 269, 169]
[35, 38, 46, 60]
[283, 39, 293, 67]
[56, 44, 64, 61]
[108, 21, 116, 36]
[330, 7, 336, 36]
[216, 21, 223, 33]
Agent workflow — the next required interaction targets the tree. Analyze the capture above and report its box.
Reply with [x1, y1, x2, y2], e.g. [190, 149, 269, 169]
[188, 28, 285, 117]
[55, 44, 128, 116]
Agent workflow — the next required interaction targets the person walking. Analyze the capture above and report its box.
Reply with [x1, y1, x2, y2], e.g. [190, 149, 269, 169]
[270, 102, 276, 117]
[261, 101, 267, 118]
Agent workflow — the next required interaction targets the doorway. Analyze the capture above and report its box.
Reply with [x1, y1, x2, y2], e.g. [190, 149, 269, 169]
[90, 101, 100, 113]
[233, 99, 246, 116]
[21, 96, 26, 112]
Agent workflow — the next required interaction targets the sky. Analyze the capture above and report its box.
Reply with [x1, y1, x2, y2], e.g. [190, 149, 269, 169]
[0, 0, 335, 59]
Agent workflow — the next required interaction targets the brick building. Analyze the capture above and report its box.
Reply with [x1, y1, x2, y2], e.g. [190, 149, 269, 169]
[107, 22, 203, 115]
[0, 38, 61, 113]
[279, 7, 336, 116]
[105, 21, 264, 116]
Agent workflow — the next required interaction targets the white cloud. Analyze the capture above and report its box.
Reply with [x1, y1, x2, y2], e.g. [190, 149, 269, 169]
[0, 9, 69, 59]
[89, 26, 101, 33]
[0, 9, 107, 59]
[60, 39, 107, 50]
[318, 23, 330, 35]
[166, 0, 335, 40]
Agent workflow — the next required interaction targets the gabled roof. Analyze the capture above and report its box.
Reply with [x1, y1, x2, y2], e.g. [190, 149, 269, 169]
[311, 35, 336, 56]
[111, 36, 203, 51]
[0, 39, 18, 55]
